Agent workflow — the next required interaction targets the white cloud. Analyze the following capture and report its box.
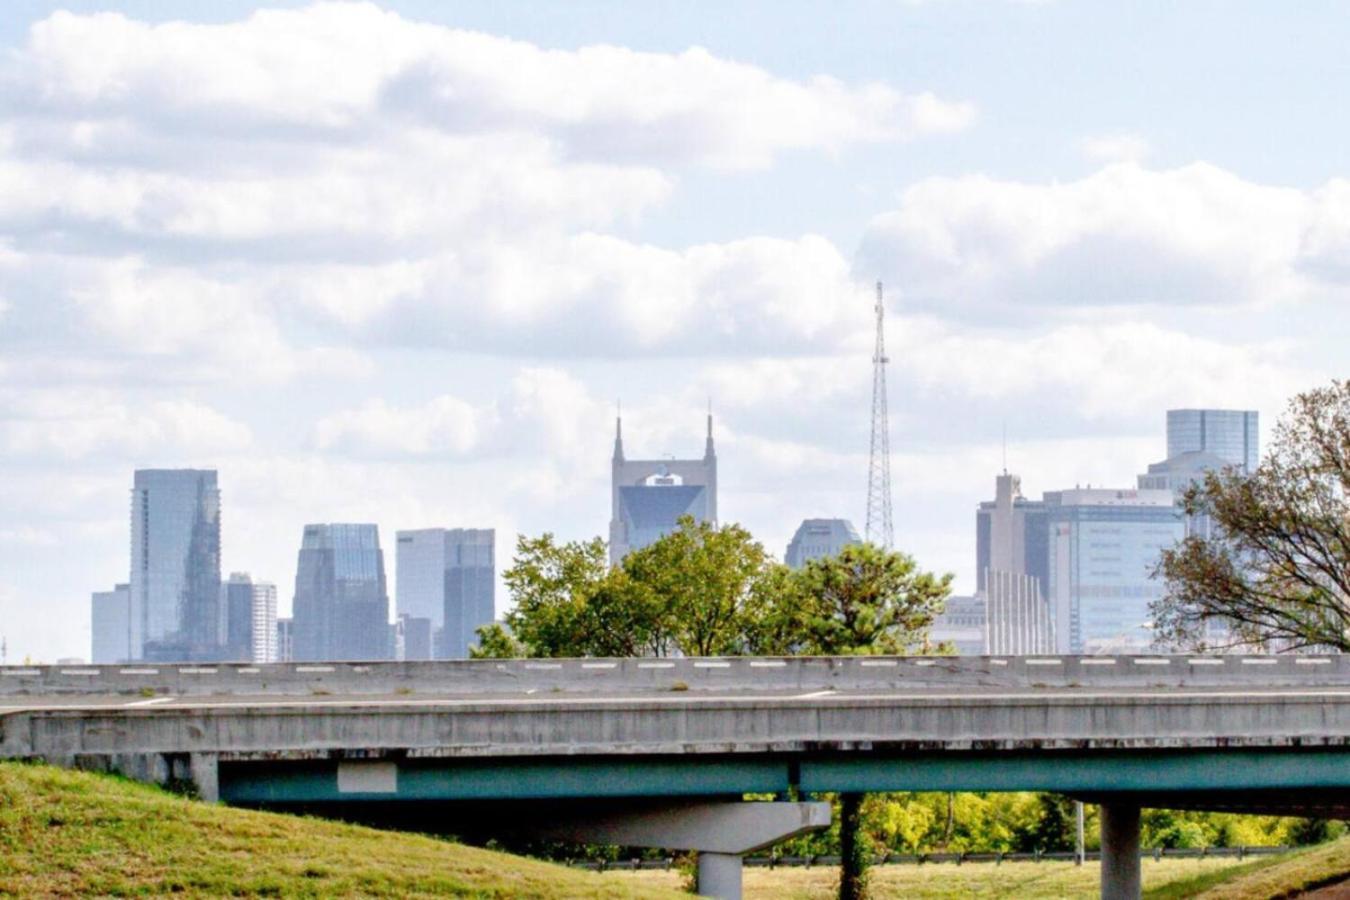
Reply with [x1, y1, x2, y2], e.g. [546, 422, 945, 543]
[856, 162, 1348, 316]
[7, 4, 973, 171]
[1077, 132, 1150, 164]
[313, 394, 485, 457]
[0, 392, 252, 460]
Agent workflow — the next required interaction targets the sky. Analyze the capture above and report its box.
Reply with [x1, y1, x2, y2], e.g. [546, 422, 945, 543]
[3, 1, 1349, 662]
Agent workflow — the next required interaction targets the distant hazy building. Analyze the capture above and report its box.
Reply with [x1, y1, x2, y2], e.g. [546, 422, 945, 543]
[785, 519, 860, 568]
[275, 617, 293, 663]
[929, 595, 986, 656]
[984, 570, 1054, 655]
[292, 524, 391, 661]
[1166, 409, 1258, 474]
[220, 573, 255, 662]
[398, 527, 495, 659]
[129, 469, 221, 661]
[90, 583, 131, 664]
[250, 581, 278, 664]
[442, 529, 495, 659]
[609, 415, 717, 564]
[396, 529, 449, 632]
[975, 473, 1050, 593]
[395, 614, 433, 661]
[1043, 488, 1184, 654]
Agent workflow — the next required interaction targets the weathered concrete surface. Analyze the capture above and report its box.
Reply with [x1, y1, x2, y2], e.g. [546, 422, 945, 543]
[1100, 803, 1142, 900]
[3, 654, 1346, 698]
[4, 687, 1347, 762]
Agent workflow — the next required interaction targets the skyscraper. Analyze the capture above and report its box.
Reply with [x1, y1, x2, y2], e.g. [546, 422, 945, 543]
[250, 581, 278, 664]
[129, 469, 221, 661]
[292, 523, 390, 661]
[974, 473, 1050, 592]
[609, 415, 717, 564]
[397, 527, 496, 659]
[442, 529, 495, 659]
[1043, 488, 1183, 653]
[785, 519, 860, 568]
[90, 583, 131, 664]
[220, 572, 255, 662]
[1166, 409, 1259, 474]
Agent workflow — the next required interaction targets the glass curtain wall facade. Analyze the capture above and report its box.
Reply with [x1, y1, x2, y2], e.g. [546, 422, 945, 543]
[220, 573, 255, 662]
[292, 523, 390, 661]
[1044, 489, 1184, 653]
[129, 469, 221, 661]
[1166, 409, 1259, 473]
[441, 529, 495, 659]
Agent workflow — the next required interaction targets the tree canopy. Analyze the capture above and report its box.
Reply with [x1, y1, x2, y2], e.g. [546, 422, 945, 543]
[1153, 380, 1350, 652]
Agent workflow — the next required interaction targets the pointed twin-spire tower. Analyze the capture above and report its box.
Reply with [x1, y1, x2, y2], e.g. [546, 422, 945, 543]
[866, 280, 894, 549]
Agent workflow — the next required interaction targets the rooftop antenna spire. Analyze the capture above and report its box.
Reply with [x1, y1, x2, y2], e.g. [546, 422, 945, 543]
[865, 280, 894, 549]
[1002, 422, 1007, 475]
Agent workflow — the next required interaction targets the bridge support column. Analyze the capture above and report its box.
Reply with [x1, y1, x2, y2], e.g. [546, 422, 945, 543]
[189, 753, 219, 804]
[1099, 802, 1141, 900]
[696, 853, 743, 900]
[520, 800, 830, 900]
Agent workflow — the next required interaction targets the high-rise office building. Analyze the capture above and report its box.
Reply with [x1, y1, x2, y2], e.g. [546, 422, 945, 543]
[250, 581, 278, 664]
[785, 519, 861, 568]
[90, 583, 131, 664]
[398, 527, 495, 659]
[1166, 409, 1259, 474]
[974, 472, 1050, 593]
[292, 523, 390, 661]
[275, 617, 293, 663]
[396, 529, 448, 628]
[395, 613, 433, 661]
[220, 573, 255, 662]
[129, 469, 221, 661]
[1043, 488, 1184, 653]
[609, 415, 717, 564]
[442, 529, 495, 659]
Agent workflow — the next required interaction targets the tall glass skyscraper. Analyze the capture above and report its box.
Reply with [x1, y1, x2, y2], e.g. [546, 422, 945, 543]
[442, 529, 495, 659]
[129, 469, 221, 661]
[397, 527, 496, 659]
[1166, 409, 1259, 474]
[292, 523, 391, 661]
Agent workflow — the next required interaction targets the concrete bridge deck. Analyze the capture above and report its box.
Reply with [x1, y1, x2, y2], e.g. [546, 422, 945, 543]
[4, 655, 1347, 899]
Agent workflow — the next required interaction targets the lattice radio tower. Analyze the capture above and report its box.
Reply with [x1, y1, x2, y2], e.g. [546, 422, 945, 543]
[865, 280, 894, 548]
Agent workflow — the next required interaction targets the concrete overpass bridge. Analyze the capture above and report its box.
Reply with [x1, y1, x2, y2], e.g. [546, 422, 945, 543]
[3, 654, 1349, 899]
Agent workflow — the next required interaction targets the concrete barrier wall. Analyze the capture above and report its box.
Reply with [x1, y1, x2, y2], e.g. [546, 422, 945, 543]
[2, 654, 1346, 697]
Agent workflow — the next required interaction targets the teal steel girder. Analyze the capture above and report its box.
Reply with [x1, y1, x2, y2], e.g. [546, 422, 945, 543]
[219, 747, 1350, 805]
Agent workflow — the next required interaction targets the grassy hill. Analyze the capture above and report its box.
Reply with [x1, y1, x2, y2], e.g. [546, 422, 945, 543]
[2, 760, 1345, 899]
[0, 762, 684, 898]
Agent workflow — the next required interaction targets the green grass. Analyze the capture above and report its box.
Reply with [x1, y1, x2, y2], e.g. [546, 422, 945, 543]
[616, 841, 1350, 899]
[0, 762, 683, 899]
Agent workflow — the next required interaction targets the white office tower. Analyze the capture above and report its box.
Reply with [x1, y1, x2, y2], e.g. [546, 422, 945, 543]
[984, 570, 1053, 655]
[250, 581, 278, 663]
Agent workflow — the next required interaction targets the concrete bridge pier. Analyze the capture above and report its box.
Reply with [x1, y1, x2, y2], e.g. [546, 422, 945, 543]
[524, 799, 831, 900]
[1099, 802, 1141, 900]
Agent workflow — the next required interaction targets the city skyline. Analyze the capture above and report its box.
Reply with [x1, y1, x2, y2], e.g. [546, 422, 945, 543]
[5, 2, 1350, 663]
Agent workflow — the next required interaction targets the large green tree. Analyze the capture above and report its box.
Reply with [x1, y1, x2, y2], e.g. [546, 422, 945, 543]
[1154, 381, 1350, 652]
[793, 542, 952, 656]
[621, 516, 771, 656]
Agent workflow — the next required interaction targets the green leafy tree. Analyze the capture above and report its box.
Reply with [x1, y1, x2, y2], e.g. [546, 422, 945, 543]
[1154, 381, 1350, 651]
[622, 516, 772, 657]
[794, 543, 952, 655]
